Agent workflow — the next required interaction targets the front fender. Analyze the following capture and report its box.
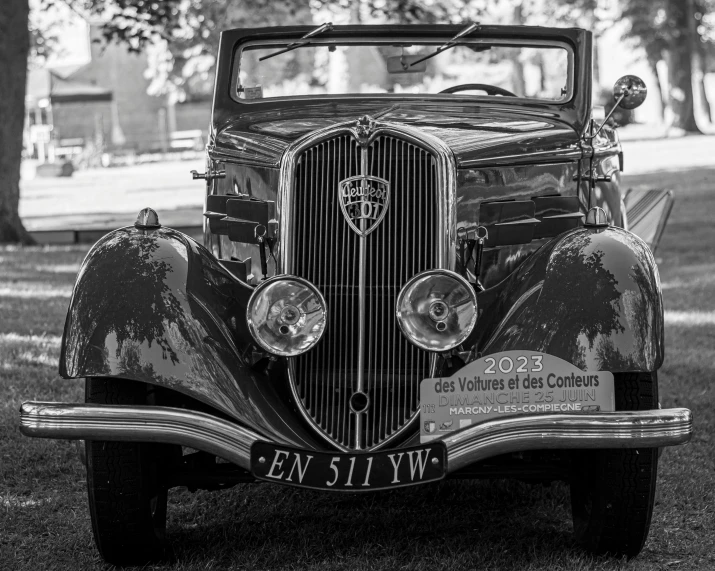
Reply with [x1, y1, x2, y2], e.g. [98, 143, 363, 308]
[476, 226, 664, 372]
[60, 225, 321, 448]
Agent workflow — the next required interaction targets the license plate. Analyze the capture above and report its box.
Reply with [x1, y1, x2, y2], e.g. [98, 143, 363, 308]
[420, 350, 615, 443]
[251, 441, 446, 491]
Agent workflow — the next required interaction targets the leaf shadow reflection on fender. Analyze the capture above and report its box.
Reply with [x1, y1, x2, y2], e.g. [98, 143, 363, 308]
[59, 227, 325, 447]
[478, 227, 664, 372]
[62, 230, 192, 375]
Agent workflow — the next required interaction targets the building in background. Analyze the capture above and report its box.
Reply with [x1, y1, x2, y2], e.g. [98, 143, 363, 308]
[25, 21, 211, 167]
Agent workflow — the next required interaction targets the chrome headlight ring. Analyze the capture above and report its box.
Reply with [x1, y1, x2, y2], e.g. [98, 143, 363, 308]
[396, 269, 478, 352]
[246, 276, 327, 357]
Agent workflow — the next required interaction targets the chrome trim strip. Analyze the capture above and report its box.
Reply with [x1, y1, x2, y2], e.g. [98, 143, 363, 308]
[208, 147, 281, 169]
[21, 403, 692, 476]
[354, 145, 368, 450]
[443, 408, 693, 473]
[279, 119, 456, 451]
[356, 229, 366, 449]
[458, 147, 582, 168]
[19, 402, 261, 471]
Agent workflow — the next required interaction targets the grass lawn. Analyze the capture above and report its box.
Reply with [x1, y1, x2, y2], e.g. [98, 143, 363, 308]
[1, 166, 714, 570]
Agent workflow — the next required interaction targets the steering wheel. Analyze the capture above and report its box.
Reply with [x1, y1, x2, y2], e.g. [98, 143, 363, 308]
[440, 83, 516, 97]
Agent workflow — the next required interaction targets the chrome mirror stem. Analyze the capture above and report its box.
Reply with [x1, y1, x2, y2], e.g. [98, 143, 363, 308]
[588, 92, 625, 140]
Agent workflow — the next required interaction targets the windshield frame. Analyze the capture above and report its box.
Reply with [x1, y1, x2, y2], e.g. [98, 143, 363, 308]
[229, 36, 575, 106]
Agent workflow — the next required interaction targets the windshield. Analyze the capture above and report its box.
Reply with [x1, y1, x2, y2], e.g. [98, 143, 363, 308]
[233, 38, 572, 103]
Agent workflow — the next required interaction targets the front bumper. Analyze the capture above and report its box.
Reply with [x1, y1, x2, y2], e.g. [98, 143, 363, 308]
[19, 402, 692, 475]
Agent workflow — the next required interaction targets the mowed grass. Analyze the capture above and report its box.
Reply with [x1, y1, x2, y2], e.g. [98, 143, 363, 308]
[1, 167, 714, 571]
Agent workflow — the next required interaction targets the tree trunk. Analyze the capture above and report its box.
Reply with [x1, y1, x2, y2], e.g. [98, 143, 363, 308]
[0, 0, 33, 243]
[666, 0, 701, 132]
[593, 35, 601, 88]
[511, 3, 527, 97]
[695, 37, 712, 123]
[647, 55, 667, 122]
[698, 74, 712, 123]
[351, 0, 361, 24]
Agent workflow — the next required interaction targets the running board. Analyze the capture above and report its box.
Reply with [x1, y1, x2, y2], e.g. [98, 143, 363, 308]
[624, 188, 674, 252]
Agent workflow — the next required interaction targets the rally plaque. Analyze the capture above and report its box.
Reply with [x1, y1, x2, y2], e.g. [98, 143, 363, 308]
[420, 351, 615, 443]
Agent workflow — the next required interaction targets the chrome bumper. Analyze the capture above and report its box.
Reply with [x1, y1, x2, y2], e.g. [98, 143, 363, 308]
[19, 402, 692, 474]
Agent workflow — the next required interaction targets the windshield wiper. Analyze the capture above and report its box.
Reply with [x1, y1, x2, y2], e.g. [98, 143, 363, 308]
[408, 22, 480, 68]
[259, 22, 333, 61]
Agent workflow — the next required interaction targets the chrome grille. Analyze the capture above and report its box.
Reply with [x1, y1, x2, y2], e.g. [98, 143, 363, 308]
[289, 132, 438, 450]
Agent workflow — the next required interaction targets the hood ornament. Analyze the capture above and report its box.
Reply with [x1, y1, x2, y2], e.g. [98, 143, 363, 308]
[355, 115, 376, 146]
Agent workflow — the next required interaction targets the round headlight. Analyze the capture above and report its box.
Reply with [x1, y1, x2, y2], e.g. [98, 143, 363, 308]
[246, 276, 327, 357]
[396, 269, 477, 352]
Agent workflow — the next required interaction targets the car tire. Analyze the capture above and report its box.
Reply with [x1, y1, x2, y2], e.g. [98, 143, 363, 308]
[85, 377, 177, 565]
[569, 371, 659, 557]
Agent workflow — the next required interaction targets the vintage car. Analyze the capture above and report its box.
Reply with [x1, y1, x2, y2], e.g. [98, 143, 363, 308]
[20, 23, 693, 565]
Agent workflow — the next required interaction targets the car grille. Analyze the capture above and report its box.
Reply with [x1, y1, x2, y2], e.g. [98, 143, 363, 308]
[288, 133, 438, 450]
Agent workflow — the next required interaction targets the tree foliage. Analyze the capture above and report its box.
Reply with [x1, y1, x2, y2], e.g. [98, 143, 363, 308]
[620, 0, 711, 131]
[135, 0, 603, 100]
[53, 0, 315, 101]
[39, 0, 621, 104]
[2, 0, 714, 242]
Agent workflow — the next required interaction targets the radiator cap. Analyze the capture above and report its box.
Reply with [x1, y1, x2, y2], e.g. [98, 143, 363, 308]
[584, 206, 609, 228]
[135, 207, 161, 229]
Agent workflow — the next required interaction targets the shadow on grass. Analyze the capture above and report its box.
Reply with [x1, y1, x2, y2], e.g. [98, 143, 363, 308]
[163, 479, 593, 570]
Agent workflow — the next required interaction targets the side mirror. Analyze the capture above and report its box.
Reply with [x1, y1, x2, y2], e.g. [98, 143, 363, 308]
[590, 75, 647, 139]
[613, 75, 647, 110]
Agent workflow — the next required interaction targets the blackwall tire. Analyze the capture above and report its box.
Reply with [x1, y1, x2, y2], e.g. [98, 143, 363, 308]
[570, 371, 659, 557]
[85, 377, 177, 566]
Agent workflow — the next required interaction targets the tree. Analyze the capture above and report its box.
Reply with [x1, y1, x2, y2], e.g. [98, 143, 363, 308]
[666, 0, 701, 131]
[621, 0, 670, 121]
[693, 1, 713, 122]
[145, 0, 311, 103]
[0, 0, 65, 243]
[0, 0, 32, 242]
[2, 0, 683, 243]
[621, 0, 704, 132]
[0, 0, 191, 243]
[1, 0, 320, 243]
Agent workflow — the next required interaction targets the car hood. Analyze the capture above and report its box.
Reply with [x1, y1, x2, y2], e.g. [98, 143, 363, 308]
[212, 102, 582, 168]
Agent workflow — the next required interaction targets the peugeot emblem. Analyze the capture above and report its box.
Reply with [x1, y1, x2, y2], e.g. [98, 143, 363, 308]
[338, 173, 390, 237]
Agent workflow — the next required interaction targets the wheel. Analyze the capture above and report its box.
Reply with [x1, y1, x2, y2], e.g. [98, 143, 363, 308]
[570, 371, 659, 557]
[85, 377, 178, 565]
